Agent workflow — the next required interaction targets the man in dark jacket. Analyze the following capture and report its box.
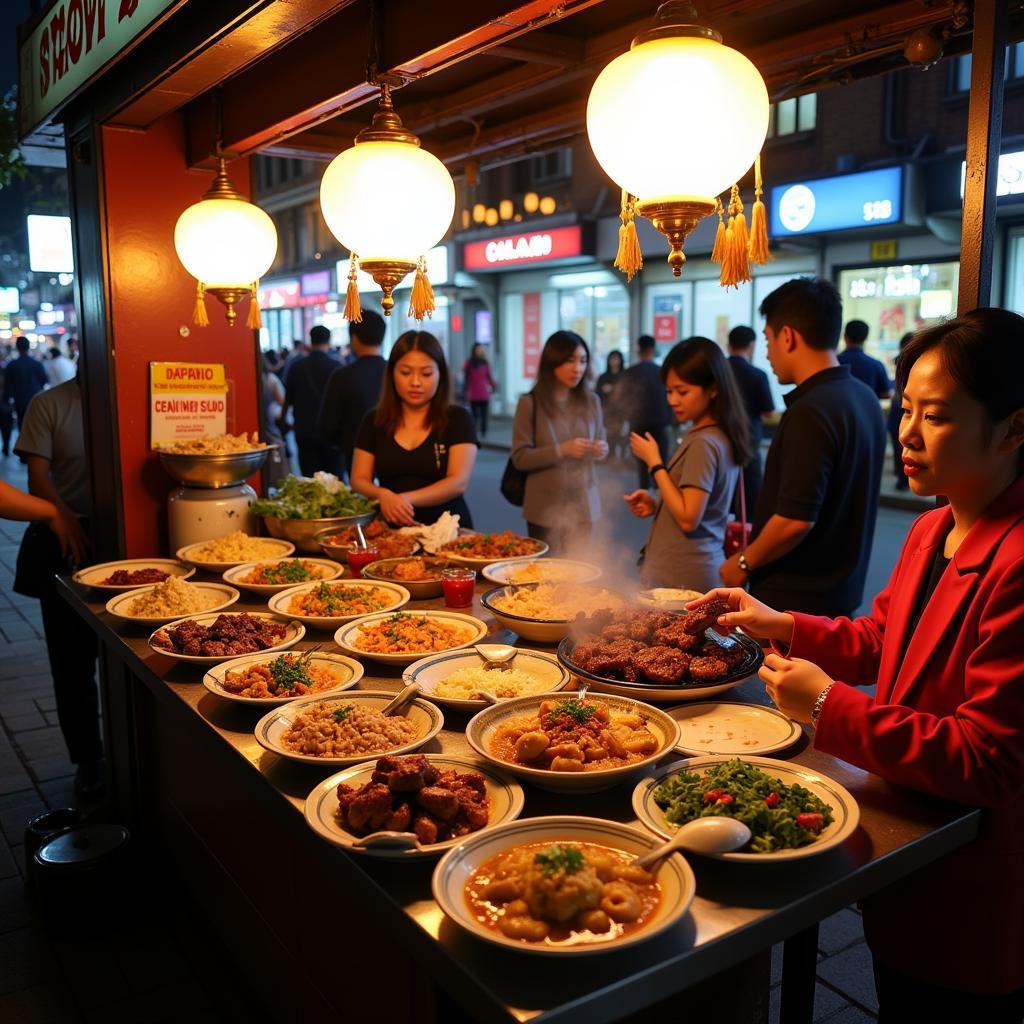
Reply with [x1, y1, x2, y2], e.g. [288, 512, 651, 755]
[726, 325, 775, 515]
[280, 325, 341, 476]
[318, 311, 387, 480]
[620, 334, 674, 488]
[3, 338, 48, 439]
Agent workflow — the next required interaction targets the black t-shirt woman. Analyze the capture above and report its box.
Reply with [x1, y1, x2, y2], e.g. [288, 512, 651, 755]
[351, 330, 478, 527]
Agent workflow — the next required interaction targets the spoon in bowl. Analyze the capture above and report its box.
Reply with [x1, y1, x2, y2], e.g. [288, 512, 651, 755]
[352, 830, 422, 851]
[381, 681, 420, 717]
[475, 643, 517, 673]
[633, 816, 752, 869]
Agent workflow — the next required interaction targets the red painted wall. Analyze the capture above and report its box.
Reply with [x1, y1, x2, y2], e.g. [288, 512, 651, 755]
[102, 116, 262, 557]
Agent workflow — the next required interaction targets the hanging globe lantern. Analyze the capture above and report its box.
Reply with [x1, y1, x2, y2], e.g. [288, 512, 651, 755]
[320, 84, 455, 317]
[587, 1, 769, 278]
[174, 158, 278, 327]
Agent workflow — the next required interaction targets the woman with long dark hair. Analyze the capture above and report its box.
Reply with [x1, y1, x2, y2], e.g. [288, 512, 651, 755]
[350, 331, 478, 526]
[695, 308, 1024, 1022]
[510, 330, 607, 554]
[462, 343, 497, 439]
[625, 337, 753, 591]
[596, 349, 626, 459]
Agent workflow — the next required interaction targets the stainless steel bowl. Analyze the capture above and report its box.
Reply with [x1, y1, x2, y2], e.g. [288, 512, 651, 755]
[266, 511, 378, 554]
[158, 448, 271, 489]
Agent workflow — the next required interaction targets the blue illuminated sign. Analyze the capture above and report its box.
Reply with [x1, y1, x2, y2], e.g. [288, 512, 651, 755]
[770, 166, 904, 237]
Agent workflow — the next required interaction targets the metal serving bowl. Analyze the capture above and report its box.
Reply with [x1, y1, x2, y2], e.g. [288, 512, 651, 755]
[266, 511, 378, 554]
[157, 448, 271, 489]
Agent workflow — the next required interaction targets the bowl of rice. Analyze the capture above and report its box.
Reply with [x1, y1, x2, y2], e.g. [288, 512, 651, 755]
[403, 648, 571, 712]
[105, 577, 239, 624]
[177, 532, 295, 571]
[482, 558, 602, 587]
[254, 690, 444, 766]
[481, 582, 626, 644]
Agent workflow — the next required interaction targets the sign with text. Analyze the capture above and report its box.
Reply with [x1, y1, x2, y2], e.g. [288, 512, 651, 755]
[258, 279, 301, 308]
[960, 150, 1024, 199]
[869, 239, 899, 262]
[19, 0, 179, 138]
[522, 293, 541, 379]
[653, 314, 677, 343]
[27, 215, 74, 273]
[770, 167, 904, 237]
[149, 361, 228, 448]
[463, 225, 584, 272]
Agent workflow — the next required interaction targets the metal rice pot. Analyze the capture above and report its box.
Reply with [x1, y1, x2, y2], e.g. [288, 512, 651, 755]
[32, 824, 132, 925]
[23, 807, 83, 892]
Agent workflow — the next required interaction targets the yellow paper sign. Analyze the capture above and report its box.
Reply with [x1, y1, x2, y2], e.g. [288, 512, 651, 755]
[869, 239, 898, 262]
[149, 362, 229, 448]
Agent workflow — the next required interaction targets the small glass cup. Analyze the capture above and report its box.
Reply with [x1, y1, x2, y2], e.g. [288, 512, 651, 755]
[346, 545, 379, 578]
[441, 567, 477, 608]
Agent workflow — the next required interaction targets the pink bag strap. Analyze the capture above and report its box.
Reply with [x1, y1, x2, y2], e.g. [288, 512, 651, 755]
[737, 469, 748, 548]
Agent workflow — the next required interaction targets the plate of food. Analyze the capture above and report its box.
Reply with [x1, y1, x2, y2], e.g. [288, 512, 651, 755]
[316, 518, 420, 562]
[403, 648, 571, 712]
[432, 816, 696, 956]
[105, 579, 239, 625]
[73, 559, 196, 592]
[482, 559, 602, 586]
[361, 556, 453, 600]
[668, 701, 802, 757]
[636, 588, 705, 612]
[149, 611, 305, 664]
[466, 693, 680, 793]
[481, 582, 625, 644]
[203, 649, 364, 705]
[304, 753, 525, 859]
[438, 531, 548, 569]
[254, 690, 444, 767]
[632, 756, 860, 861]
[267, 579, 410, 629]
[177, 532, 295, 571]
[557, 602, 764, 703]
[334, 610, 489, 665]
[222, 557, 342, 595]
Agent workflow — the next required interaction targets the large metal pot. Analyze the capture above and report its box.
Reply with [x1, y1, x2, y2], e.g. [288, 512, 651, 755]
[158, 447, 272, 488]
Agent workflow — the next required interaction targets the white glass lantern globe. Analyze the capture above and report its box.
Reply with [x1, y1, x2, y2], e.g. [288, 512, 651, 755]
[587, 35, 769, 204]
[320, 140, 455, 263]
[174, 197, 278, 287]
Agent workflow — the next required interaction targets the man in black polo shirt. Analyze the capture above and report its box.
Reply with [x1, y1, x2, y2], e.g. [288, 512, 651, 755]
[719, 278, 885, 617]
[726, 324, 775, 514]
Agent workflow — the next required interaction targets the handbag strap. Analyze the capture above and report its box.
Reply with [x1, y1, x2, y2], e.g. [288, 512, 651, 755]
[737, 468, 748, 546]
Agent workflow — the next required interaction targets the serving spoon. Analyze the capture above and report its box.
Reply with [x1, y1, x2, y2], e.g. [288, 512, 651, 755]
[381, 681, 420, 717]
[633, 816, 752, 869]
[475, 643, 517, 672]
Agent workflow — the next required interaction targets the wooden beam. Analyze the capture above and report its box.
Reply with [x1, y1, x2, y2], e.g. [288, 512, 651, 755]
[489, 29, 585, 66]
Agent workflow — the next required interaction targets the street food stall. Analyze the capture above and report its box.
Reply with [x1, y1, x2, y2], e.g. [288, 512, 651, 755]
[15, 0, 1020, 1021]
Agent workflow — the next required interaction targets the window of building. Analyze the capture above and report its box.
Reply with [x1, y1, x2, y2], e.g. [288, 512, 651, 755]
[951, 43, 1024, 94]
[767, 94, 816, 138]
[1006, 228, 1024, 317]
[529, 149, 573, 184]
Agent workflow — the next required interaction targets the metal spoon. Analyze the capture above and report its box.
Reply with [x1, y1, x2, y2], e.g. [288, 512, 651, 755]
[355, 522, 368, 549]
[474, 689, 501, 705]
[352, 830, 422, 851]
[634, 816, 752, 870]
[474, 643, 517, 672]
[381, 681, 420, 717]
[704, 627, 739, 651]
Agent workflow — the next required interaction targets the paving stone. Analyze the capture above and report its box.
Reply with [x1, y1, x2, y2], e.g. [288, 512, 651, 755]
[36, 697, 58, 714]
[27, 756, 74, 784]
[0, 981, 82, 1024]
[0, 839, 17, 880]
[817, 941, 879, 1014]
[0, 795, 48, 844]
[0, 621, 40, 642]
[39, 776, 77, 809]
[0, 926, 59, 995]
[0, 765, 35, 796]
[826, 1007, 877, 1024]
[15, 727, 70, 763]
[818, 908, 866, 957]
[0, 698, 39, 717]
[771, 943, 782, 985]
[0, 874, 35, 933]
[0, 788, 41, 810]
[43, 712, 61, 728]
[4, 710, 48, 733]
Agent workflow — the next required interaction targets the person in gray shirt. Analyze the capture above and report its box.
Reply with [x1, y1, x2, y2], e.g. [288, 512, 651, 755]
[626, 337, 753, 592]
[511, 331, 608, 555]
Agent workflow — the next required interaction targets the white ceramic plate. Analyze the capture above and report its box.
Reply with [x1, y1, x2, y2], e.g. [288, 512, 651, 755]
[482, 559, 602, 586]
[432, 816, 696, 956]
[304, 755, 525, 859]
[668, 701, 802, 757]
[436, 532, 549, 570]
[334, 609, 489, 665]
[176, 537, 295, 571]
[465, 692, 681, 794]
[73, 559, 195, 592]
[202, 650, 364, 706]
[632, 755, 860, 861]
[148, 612, 305, 665]
[636, 588, 705, 612]
[105, 582, 239, 625]
[222, 557, 342, 595]
[480, 583, 625, 645]
[254, 690, 444, 766]
[267, 579, 410, 629]
[403, 648, 571, 713]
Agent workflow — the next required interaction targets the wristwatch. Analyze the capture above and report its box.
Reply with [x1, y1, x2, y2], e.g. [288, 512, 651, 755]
[737, 553, 751, 573]
[811, 683, 834, 726]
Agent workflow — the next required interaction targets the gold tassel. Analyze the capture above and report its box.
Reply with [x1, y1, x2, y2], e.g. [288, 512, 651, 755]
[246, 281, 263, 330]
[408, 256, 435, 320]
[718, 198, 735, 287]
[721, 185, 751, 290]
[613, 190, 643, 282]
[193, 281, 210, 327]
[710, 198, 727, 266]
[748, 153, 772, 265]
[344, 254, 362, 323]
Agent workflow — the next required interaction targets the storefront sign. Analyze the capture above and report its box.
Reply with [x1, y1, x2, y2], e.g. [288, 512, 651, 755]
[0, 288, 19, 314]
[770, 167, 903, 236]
[27, 215, 74, 273]
[960, 150, 1024, 199]
[19, 0, 179, 138]
[653, 314, 677, 343]
[149, 361, 228, 448]
[522, 293, 541, 378]
[258, 279, 301, 308]
[870, 239, 899, 262]
[301, 270, 331, 296]
[463, 225, 584, 271]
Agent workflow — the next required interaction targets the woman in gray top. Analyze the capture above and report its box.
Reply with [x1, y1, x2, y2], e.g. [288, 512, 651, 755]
[511, 331, 608, 555]
[625, 337, 753, 592]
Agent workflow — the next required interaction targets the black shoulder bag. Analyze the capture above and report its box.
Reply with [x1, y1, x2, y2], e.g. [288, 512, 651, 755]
[500, 395, 538, 507]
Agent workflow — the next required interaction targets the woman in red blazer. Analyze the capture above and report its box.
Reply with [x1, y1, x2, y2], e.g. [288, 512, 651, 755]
[694, 309, 1024, 1022]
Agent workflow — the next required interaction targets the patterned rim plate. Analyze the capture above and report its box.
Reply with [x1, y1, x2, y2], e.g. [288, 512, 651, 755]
[267, 579, 410, 629]
[668, 701, 802, 757]
[147, 613, 305, 665]
[73, 559, 196, 592]
[202, 650, 364, 706]
[105, 582, 239, 624]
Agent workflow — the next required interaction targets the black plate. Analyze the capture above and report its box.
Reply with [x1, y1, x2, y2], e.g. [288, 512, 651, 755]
[557, 631, 765, 692]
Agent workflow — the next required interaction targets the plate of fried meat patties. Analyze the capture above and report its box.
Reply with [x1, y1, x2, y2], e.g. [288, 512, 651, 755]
[557, 601, 764, 703]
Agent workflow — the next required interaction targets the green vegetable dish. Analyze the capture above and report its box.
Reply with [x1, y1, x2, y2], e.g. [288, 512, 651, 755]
[250, 475, 377, 520]
[653, 759, 834, 853]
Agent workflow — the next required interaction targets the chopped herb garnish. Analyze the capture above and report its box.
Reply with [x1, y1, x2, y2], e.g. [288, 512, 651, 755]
[553, 699, 597, 724]
[534, 844, 585, 877]
[333, 705, 354, 723]
[267, 649, 315, 693]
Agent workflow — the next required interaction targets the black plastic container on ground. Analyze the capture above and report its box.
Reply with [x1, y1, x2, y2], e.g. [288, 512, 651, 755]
[32, 823, 133, 928]
[24, 807, 84, 892]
